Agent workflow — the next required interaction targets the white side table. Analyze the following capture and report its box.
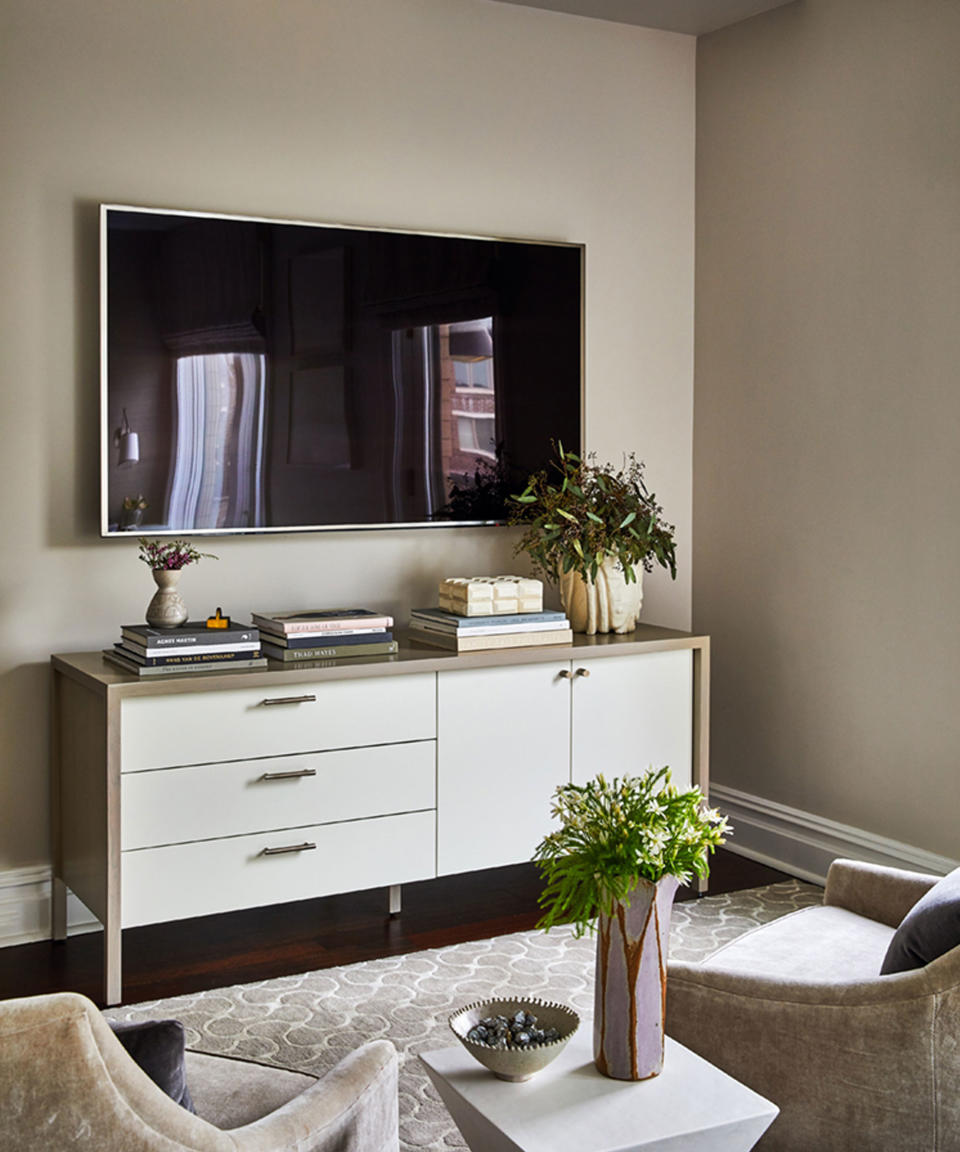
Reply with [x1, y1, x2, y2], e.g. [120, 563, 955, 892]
[420, 1029, 778, 1152]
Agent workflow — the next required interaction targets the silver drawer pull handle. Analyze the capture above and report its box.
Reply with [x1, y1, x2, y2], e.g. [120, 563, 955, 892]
[261, 694, 317, 706]
[260, 768, 318, 781]
[575, 667, 591, 678]
[261, 841, 317, 856]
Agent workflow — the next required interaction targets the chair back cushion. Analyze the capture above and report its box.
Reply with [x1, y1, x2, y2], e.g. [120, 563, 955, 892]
[109, 1019, 195, 1112]
[881, 865, 960, 974]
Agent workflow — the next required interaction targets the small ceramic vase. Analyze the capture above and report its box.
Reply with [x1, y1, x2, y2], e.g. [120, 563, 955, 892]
[145, 568, 188, 629]
[119, 506, 144, 531]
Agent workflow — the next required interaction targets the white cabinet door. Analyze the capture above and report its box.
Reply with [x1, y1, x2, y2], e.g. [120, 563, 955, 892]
[571, 650, 693, 789]
[437, 664, 572, 876]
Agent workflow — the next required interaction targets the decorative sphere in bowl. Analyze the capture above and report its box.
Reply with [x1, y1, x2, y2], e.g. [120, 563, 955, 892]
[448, 997, 579, 1082]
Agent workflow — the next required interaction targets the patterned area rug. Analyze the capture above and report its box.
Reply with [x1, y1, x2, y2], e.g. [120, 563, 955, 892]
[108, 880, 821, 1150]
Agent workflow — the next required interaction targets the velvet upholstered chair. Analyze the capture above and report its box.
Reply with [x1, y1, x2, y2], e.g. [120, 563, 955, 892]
[0, 991, 399, 1152]
[666, 859, 960, 1151]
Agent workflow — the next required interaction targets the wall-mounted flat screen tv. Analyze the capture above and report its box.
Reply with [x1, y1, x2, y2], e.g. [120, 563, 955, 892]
[101, 205, 583, 537]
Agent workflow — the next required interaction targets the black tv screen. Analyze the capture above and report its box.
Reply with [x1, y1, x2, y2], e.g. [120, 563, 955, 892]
[101, 205, 583, 536]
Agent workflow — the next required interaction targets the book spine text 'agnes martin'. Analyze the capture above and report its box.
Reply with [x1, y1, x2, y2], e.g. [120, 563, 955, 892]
[121, 625, 259, 648]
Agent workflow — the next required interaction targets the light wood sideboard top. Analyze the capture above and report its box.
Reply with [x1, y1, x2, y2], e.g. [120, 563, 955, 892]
[52, 624, 708, 699]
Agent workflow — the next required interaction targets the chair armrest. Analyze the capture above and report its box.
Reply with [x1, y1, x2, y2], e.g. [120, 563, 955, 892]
[667, 957, 934, 1008]
[823, 858, 940, 928]
[665, 960, 945, 1150]
[231, 1039, 398, 1152]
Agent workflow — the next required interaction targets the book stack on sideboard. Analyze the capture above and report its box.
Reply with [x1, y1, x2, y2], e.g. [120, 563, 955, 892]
[104, 620, 267, 676]
[408, 576, 572, 652]
[252, 608, 397, 662]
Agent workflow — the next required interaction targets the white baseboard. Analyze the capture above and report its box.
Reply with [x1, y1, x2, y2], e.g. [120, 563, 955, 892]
[710, 783, 958, 886]
[0, 867, 99, 949]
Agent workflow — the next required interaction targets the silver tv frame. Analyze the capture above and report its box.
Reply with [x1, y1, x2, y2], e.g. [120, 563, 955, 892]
[100, 203, 585, 538]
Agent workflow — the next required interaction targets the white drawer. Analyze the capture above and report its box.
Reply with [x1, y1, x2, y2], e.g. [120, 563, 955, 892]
[120, 673, 436, 771]
[121, 740, 436, 851]
[121, 809, 436, 928]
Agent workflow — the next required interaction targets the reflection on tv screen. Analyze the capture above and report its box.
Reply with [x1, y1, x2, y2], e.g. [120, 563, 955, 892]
[102, 207, 582, 535]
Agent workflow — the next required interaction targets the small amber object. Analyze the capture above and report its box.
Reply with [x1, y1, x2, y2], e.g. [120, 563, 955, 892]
[206, 607, 231, 629]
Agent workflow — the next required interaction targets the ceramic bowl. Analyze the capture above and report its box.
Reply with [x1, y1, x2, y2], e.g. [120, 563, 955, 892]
[448, 996, 580, 1082]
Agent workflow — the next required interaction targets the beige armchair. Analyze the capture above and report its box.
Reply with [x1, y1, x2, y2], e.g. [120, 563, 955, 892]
[0, 991, 399, 1152]
[666, 859, 960, 1151]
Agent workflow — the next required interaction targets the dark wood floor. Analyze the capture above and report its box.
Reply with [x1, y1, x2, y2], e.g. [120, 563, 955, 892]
[0, 849, 792, 1007]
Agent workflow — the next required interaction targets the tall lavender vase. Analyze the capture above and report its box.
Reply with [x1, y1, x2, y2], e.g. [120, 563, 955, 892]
[593, 874, 680, 1080]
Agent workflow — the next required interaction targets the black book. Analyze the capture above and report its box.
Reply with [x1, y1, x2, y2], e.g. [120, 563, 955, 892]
[121, 621, 259, 649]
[114, 643, 261, 666]
[103, 650, 268, 677]
[262, 630, 393, 649]
[261, 640, 398, 662]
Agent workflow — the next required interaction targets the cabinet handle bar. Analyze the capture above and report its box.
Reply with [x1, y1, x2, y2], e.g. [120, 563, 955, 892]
[261, 694, 317, 706]
[260, 768, 318, 781]
[261, 841, 317, 856]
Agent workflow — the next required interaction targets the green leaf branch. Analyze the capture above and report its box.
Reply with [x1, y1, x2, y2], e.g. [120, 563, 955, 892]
[533, 767, 731, 937]
[509, 446, 677, 586]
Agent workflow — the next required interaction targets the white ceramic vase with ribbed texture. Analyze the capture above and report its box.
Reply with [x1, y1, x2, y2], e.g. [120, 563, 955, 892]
[558, 555, 643, 634]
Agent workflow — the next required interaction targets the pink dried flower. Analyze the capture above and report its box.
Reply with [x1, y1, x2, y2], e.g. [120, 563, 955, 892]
[137, 538, 217, 571]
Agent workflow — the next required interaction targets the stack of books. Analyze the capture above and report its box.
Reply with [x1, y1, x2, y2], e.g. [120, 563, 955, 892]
[252, 608, 397, 662]
[408, 606, 573, 652]
[104, 621, 266, 676]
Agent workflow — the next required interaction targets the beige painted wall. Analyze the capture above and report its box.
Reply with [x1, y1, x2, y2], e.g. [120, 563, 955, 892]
[0, 0, 694, 874]
[695, 0, 960, 856]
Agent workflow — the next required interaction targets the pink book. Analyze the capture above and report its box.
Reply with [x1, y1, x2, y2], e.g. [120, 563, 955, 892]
[251, 608, 393, 634]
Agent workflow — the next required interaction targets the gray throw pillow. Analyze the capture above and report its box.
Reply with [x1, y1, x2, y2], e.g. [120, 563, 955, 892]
[880, 866, 960, 975]
[108, 1018, 196, 1112]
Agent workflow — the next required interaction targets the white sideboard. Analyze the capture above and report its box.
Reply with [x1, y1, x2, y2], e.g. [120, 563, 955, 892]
[51, 625, 709, 1005]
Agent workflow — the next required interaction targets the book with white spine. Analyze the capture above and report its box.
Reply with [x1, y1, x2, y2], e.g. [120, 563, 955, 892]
[251, 608, 393, 634]
[407, 625, 572, 652]
[411, 607, 567, 631]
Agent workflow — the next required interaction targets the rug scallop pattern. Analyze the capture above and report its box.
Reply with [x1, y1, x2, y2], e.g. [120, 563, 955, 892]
[107, 880, 821, 1151]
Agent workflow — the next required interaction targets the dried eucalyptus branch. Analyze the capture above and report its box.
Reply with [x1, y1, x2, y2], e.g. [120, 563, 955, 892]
[509, 445, 677, 586]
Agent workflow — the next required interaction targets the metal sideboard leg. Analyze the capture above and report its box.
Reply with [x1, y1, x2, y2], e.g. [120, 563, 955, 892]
[105, 921, 122, 1007]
